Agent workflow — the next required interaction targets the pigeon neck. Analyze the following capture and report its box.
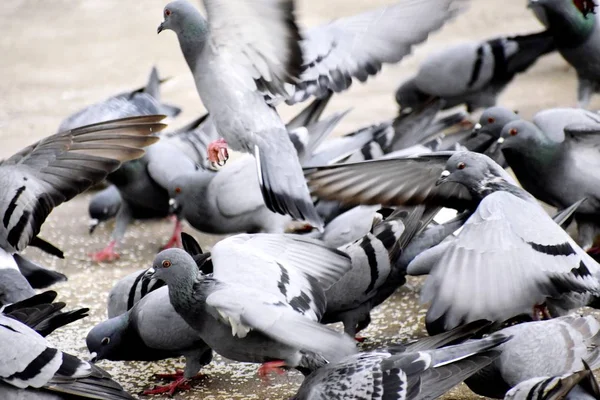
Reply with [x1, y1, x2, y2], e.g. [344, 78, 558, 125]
[177, 17, 209, 71]
[166, 267, 203, 311]
[544, 7, 596, 48]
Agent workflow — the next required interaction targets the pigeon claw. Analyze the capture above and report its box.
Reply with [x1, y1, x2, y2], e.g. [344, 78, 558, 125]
[207, 138, 229, 167]
[257, 360, 287, 382]
[354, 336, 367, 343]
[143, 376, 191, 396]
[89, 241, 120, 263]
[532, 304, 552, 321]
[154, 369, 185, 381]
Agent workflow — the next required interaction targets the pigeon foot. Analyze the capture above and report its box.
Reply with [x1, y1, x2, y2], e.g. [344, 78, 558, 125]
[90, 241, 120, 263]
[258, 360, 287, 381]
[143, 376, 191, 396]
[354, 336, 367, 343]
[208, 138, 229, 166]
[532, 304, 552, 320]
[162, 217, 182, 250]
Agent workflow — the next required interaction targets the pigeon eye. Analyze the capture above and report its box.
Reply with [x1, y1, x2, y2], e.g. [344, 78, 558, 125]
[487, 117, 495, 124]
[175, 187, 182, 194]
[165, 9, 172, 17]
[162, 260, 172, 268]
[101, 337, 110, 346]
[509, 128, 518, 136]
[457, 162, 466, 170]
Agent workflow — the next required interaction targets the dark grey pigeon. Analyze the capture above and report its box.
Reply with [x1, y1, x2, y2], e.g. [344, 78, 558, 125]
[88, 184, 122, 234]
[0, 315, 134, 400]
[0, 115, 164, 303]
[528, 0, 600, 108]
[145, 233, 356, 392]
[89, 114, 214, 262]
[58, 66, 180, 132]
[466, 315, 600, 398]
[158, 0, 467, 229]
[504, 361, 600, 400]
[496, 108, 600, 250]
[395, 30, 555, 112]
[87, 286, 213, 396]
[293, 325, 509, 400]
[305, 151, 600, 332]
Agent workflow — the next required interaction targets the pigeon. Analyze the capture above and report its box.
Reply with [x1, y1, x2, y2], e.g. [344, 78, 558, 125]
[395, 30, 555, 112]
[0, 314, 134, 400]
[88, 184, 122, 234]
[466, 315, 600, 398]
[293, 323, 510, 400]
[58, 66, 180, 132]
[322, 206, 437, 338]
[89, 115, 213, 262]
[144, 233, 356, 392]
[528, 0, 600, 108]
[504, 361, 600, 400]
[168, 108, 348, 235]
[495, 108, 600, 250]
[305, 151, 600, 332]
[157, 0, 467, 229]
[0, 115, 164, 303]
[87, 286, 213, 396]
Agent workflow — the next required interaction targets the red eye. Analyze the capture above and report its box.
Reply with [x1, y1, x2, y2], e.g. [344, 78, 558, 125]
[457, 162, 466, 170]
[509, 128, 518, 136]
[162, 260, 172, 268]
[165, 9, 172, 17]
[175, 187, 181, 194]
[487, 117, 495, 124]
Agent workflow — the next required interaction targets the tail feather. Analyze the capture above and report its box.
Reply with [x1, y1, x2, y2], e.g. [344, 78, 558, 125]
[502, 30, 556, 76]
[286, 91, 333, 131]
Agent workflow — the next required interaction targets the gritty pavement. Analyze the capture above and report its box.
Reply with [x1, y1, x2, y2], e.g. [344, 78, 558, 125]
[2, 1, 600, 399]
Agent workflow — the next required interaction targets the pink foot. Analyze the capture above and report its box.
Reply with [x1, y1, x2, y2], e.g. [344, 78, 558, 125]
[143, 376, 191, 396]
[162, 217, 182, 250]
[532, 304, 552, 321]
[89, 241, 120, 263]
[354, 336, 367, 343]
[207, 138, 229, 166]
[257, 360, 287, 382]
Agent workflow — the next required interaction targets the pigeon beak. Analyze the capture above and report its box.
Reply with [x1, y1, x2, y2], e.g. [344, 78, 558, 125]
[89, 218, 100, 235]
[497, 137, 505, 145]
[436, 170, 451, 186]
[88, 352, 98, 363]
[144, 268, 156, 278]
[472, 123, 482, 134]
[157, 22, 165, 34]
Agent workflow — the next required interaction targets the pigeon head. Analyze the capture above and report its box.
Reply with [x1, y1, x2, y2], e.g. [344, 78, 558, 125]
[498, 120, 549, 154]
[88, 188, 121, 234]
[528, 0, 596, 44]
[394, 78, 432, 112]
[436, 151, 510, 199]
[146, 248, 198, 286]
[475, 107, 519, 139]
[86, 314, 129, 362]
[158, 0, 208, 37]
[168, 171, 213, 215]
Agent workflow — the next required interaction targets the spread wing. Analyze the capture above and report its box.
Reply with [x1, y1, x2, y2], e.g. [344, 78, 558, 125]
[286, 0, 468, 104]
[203, 0, 302, 96]
[423, 191, 600, 331]
[0, 116, 164, 253]
[305, 153, 474, 210]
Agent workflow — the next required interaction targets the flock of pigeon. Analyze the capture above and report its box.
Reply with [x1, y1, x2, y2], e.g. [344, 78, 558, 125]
[6, 0, 600, 399]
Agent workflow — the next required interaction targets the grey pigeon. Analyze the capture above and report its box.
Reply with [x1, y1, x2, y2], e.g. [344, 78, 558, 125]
[322, 206, 438, 338]
[305, 151, 600, 332]
[87, 286, 213, 396]
[495, 108, 600, 250]
[529, 0, 600, 108]
[0, 315, 134, 400]
[88, 184, 122, 234]
[505, 361, 600, 400]
[168, 108, 347, 235]
[293, 323, 509, 400]
[466, 315, 600, 398]
[395, 31, 555, 112]
[0, 115, 164, 303]
[89, 115, 213, 262]
[157, 0, 467, 229]
[144, 233, 356, 391]
[58, 66, 180, 132]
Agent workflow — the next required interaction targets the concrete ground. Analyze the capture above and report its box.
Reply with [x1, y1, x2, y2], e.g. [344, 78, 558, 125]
[2, 0, 600, 399]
